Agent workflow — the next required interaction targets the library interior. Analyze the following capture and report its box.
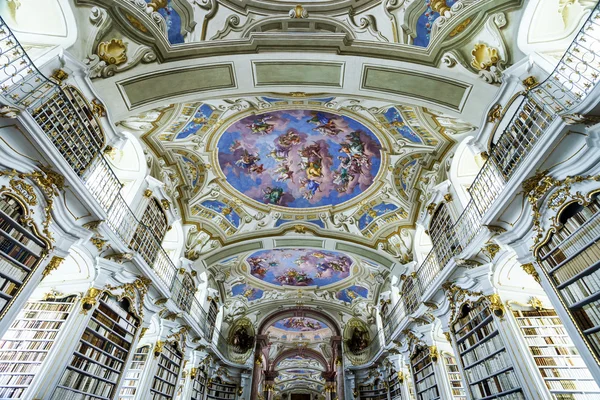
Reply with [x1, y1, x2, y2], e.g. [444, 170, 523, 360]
[2, 0, 600, 399]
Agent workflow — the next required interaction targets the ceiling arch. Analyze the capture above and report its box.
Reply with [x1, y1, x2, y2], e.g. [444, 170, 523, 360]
[258, 307, 342, 337]
[270, 348, 331, 372]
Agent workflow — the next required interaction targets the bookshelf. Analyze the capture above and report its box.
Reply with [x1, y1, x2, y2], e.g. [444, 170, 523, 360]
[151, 341, 183, 400]
[0, 195, 48, 316]
[118, 345, 150, 399]
[359, 380, 387, 400]
[512, 307, 600, 399]
[51, 293, 140, 400]
[452, 300, 524, 400]
[191, 369, 207, 400]
[535, 195, 600, 361]
[410, 345, 440, 400]
[442, 353, 466, 400]
[0, 295, 76, 399]
[389, 372, 403, 400]
[206, 379, 236, 400]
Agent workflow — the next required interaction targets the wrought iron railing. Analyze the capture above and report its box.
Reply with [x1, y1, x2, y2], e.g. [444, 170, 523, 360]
[0, 17, 212, 340]
[384, 5, 600, 341]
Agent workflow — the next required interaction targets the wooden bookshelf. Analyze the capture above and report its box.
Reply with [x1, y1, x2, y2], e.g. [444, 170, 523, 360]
[512, 307, 600, 399]
[0, 295, 76, 399]
[118, 345, 150, 399]
[191, 369, 207, 400]
[150, 341, 182, 400]
[442, 353, 466, 400]
[535, 196, 600, 361]
[51, 293, 140, 400]
[207, 379, 236, 400]
[410, 345, 439, 400]
[359, 380, 387, 400]
[452, 301, 524, 400]
[0, 195, 48, 316]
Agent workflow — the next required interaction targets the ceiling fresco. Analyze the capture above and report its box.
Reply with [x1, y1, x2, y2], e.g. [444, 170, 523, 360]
[245, 248, 353, 287]
[336, 285, 369, 303]
[272, 317, 328, 332]
[217, 109, 382, 208]
[230, 283, 264, 301]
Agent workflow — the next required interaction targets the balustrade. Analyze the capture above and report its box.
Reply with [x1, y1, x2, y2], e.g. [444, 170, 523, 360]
[0, 17, 211, 340]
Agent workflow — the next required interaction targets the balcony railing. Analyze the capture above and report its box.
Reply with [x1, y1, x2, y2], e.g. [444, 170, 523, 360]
[384, 5, 600, 341]
[0, 17, 212, 340]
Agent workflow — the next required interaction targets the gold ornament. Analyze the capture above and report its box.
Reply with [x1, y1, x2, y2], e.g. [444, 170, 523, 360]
[471, 43, 500, 71]
[97, 39, 127, 65]
[42, 256, 64, 278]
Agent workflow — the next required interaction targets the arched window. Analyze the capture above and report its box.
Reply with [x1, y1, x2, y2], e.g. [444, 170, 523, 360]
[429, 204, 461, 268]
[130, 198, 168, 264]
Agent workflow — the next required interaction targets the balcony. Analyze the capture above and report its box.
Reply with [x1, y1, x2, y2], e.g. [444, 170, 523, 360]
[382, 4, 600, 343]
[0, 17, 216, 344]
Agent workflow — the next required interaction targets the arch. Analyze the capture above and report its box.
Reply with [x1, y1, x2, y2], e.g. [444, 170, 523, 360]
[270, 348, 330, 373]
[258, 308, 341, 337]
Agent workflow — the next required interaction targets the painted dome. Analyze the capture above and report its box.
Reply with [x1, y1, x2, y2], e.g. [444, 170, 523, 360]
[216, 109, 382, 208]
[245, 248, 353, 287]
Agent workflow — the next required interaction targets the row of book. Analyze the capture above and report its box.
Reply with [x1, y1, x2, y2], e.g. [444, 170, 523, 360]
[51, 385, 109, 400]
[0, 198, 24, 220]
[515, 316, 562, 326]
[454, 306, 492, 341]
[538, 201, 600, 257]
[463, 351, 512, 383]
[0, 387, 27, 399]
[461, 333, 504, 366]
[545, 379, 600, 391]
[457, 319, 498, 354]
[551, 242, 600, 286]
[0, 277, 20, 298]
[539, 366, 595, 379]
[10, 318, 65, 331]
[56, 369, 115, 399]
[415, 372, 437, 392]
[0, 373, 34, 386]
[564, 266, 600, 306]
[118, 346, 149, 399]
[533, 356, 586, 368]
[523, 334, 571, 347]
[528, 345, 577, 356]
[470, 370, 522, 399]
[0, 227, 43, 254]
[0, 243, 38, 268]
[584, 330, 600, 358]
[0, 258, 27, 282]
[521, 326, 567, 337]
[88, 318, 132, 351]
[0, 339, 54, 351]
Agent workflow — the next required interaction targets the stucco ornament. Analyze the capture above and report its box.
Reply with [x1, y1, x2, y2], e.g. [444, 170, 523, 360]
[97, 39, 127, 65]
[471, 43, 499, 70]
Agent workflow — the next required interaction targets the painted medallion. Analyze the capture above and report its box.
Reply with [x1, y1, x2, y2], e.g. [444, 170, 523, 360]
[217, 110, 382, 208]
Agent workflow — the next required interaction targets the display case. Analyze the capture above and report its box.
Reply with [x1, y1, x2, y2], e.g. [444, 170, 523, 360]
[452, 300, 524, 400]
[410, 345, 440, 400]
[50, 293, 140, 400]
[0, 194, 49, 317]
[511, 304, 600, 399]
[0, 295, 76, 399]
[151, 341, 183, 400]
[119, 345, 150, 399]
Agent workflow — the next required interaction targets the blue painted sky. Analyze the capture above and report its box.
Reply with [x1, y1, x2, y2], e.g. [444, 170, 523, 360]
[217, 110, 381, 208]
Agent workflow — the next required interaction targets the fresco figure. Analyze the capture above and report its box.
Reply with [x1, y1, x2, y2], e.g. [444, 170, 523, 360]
[218, 110, 381, 208]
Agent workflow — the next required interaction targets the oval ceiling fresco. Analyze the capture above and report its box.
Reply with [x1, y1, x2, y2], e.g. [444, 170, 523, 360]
[245, 248, 353, 287]
[217, 109, 382, 208]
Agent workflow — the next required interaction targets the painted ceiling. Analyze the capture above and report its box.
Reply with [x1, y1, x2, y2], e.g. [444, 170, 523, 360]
[216, 109, 382, 208]
[245, 248, 353, 287]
